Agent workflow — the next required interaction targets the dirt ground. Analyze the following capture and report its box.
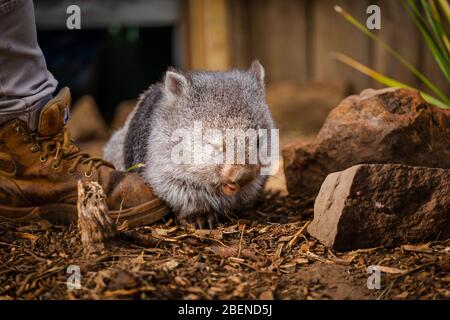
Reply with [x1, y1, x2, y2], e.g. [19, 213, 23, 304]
[0, 193, 448, 300]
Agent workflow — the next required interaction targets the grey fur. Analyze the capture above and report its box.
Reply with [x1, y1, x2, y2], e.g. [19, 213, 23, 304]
[103, 61, 276, 226]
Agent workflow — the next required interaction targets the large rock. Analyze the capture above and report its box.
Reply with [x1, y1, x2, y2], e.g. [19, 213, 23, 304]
[111, 99, 137, 130]
[283, 88, 450, 198]
[308, 164, 450, 251]
[267, 81, 348, 145]
[67, 95, 109, 141]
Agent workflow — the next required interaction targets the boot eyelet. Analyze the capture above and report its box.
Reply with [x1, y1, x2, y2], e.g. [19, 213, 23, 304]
[39, 156, 47, 162]
[68, 169, 76, 175]
[84, 171, 92, 178]
[52, 163, 60, 170]
[15, 126, 24, 134]
[30, 145, 41, 152]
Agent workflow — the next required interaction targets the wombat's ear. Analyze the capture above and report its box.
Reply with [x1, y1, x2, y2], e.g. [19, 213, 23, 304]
[164, 70, 189, 98]
[249, 60, 265, 85]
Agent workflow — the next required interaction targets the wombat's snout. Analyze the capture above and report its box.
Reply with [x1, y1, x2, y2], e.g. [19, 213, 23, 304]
[220, 164, 258, 196]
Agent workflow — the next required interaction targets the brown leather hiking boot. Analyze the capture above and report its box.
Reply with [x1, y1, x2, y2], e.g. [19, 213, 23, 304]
[0, 87, 169, 227]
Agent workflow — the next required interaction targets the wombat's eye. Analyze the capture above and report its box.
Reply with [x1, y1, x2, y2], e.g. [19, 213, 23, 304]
[213, 145, 223, 155]
[207, 143, 223, 157]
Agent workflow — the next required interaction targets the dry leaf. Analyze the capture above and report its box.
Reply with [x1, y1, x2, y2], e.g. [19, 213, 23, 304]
[295, 258, 309, 265]
[300, 243, 309, 253]
[194, 229, 223, 240]
[393, 291, 409, 299]
[331, 253, 357, 265]
[275, 243, 284, 257]
[104, 286, 155, 298]
[278, 235, 293, 242]
[17, 219, 53, 232]
[152, 228, 168, 237]
[376, 265, 409, 274]
[287, 221, 310, 248]
[207, 246, 258, 261]
[174, 276, 190, 286]
[259, 290, 274, 300]
[402, 244, 432, 253]
[130, 251, 145, 264]
[164, 260, 179, 270]
[16, 232, 40, 242]
[165, 226, 178, 234]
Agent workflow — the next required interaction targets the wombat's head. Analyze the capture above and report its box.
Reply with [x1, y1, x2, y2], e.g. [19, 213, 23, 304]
[148, 60, 277, 214]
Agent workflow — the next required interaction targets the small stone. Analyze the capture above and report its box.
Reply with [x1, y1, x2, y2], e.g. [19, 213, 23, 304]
[259, 290, 274, 300]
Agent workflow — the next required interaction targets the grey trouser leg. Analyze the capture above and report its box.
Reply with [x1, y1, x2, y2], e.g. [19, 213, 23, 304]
[0, 0, 57, 130]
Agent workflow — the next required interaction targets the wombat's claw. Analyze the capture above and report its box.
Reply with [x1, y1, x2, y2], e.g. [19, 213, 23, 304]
[196, 214, 220, 229]
[177, 217, 186, 226]
[196, 217, 205, 229]
[176, 215, 206, 229]
[207, 216, 215, 230]
[176, 212, 220, 229]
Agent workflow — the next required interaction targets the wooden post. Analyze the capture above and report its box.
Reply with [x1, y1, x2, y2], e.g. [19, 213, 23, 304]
[312, 0, 371, 92]
[185, 0, 231, 70]
[249, 0, 309, 84]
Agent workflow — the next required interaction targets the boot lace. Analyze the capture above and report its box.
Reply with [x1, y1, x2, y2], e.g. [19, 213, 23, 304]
[17, 124, 115, 176]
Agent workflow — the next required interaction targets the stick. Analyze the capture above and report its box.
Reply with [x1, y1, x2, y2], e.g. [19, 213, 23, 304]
[77, 181, 119, 254]
[77, 181, 161, 254]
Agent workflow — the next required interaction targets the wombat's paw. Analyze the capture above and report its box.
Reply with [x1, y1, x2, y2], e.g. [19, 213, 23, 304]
[177, 211, 220, 229]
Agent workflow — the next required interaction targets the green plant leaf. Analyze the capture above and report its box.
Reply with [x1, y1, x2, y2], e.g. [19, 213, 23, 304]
[437, 0, 450, 25]
[420, 91, 450, 108]
[334, 53, 449, 109]
[421, 1, 450, 65]
[335, 4, 449, 104]
[127, 163, 146, 172]
[404, 0, 450, 83]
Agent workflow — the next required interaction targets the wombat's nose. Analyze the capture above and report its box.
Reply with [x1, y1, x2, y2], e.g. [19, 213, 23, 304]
[220, 165, 257, 195]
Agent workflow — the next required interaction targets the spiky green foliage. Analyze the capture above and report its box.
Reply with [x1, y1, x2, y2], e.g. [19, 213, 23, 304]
[334, 1, 450, 109]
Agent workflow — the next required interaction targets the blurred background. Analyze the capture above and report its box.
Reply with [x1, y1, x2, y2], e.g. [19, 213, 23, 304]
[34, 0, 449, 150]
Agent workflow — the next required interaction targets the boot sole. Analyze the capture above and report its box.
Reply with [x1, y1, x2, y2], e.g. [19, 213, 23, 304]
[0, 198, 169, 228]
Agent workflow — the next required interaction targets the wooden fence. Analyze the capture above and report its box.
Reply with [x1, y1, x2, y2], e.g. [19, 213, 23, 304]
[184, 0, 449, 95]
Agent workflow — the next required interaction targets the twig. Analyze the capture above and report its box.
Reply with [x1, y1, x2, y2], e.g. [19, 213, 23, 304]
[287, 221, 310, 249]
[77, 181, 120, 254]
[237, 224, 246, 258]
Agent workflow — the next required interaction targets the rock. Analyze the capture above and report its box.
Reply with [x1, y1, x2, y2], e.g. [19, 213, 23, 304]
[308, 164, 450, 251]
[67, 95, 109, 141]
[78, 139, 108, 158]
[283, 88, 450, 198]
[111, 99, 136, 130]
[263, 81, 349, 195]
[266, 81, 348, 145]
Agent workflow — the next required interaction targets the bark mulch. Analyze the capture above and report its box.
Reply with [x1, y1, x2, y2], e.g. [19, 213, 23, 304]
[0, 194, 448, 300]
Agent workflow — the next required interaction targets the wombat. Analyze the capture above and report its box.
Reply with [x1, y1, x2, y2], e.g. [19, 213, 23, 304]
[103, 60, 277, 228]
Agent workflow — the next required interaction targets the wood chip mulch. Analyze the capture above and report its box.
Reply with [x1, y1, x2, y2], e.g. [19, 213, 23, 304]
[0, 194, 448, 300]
